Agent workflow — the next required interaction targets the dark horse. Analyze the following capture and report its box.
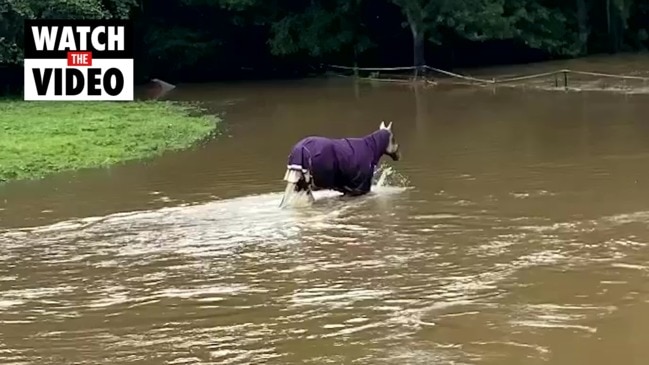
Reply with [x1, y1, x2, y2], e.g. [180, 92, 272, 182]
[279, 121, 400, 207]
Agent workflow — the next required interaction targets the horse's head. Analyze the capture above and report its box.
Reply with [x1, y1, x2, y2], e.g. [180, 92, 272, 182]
[379, 121, 400, 161]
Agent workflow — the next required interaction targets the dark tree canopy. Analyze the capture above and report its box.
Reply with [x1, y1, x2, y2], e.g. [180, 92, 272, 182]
[1, 0, 648, 87]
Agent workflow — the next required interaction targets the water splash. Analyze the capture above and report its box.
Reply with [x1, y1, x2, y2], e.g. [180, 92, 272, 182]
[279, 189, 313, 208]
[279, 164, 410, 208]
[374, 164, 410, 188]
[375, 167, 390, 187]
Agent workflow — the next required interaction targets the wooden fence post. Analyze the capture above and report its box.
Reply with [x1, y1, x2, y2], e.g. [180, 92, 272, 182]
[563, 71, 568, 90]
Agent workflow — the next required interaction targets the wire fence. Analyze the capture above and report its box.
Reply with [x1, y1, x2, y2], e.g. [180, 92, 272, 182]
[326, 64, 649, 94]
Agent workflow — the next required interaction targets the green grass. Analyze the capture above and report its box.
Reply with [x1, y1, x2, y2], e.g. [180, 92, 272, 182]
[0, 100, 220, 182]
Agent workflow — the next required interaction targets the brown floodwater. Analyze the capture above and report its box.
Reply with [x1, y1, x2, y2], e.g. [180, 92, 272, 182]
[2, 59, 649, 364]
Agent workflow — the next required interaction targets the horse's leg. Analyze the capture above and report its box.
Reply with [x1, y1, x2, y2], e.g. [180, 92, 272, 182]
[299, 170, 317, 204]
[279, 182, 298, 208]
[340, 182, 371, 197]
[281, 167, 320, 207]
[306, 188, 315, 203]
[280, 168, 303, 208]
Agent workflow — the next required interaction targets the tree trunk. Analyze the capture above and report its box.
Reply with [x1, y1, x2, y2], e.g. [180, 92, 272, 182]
[411, 24, 425, 79]
[606, 0, 611, 35]
[353, 48, 359, 78]
[606, 0, 614, 51]
[608, 1, 623, 52]
[576, 0, 589, 54]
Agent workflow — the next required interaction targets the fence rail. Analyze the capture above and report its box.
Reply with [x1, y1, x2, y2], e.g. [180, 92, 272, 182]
[326, 63, 649, 92]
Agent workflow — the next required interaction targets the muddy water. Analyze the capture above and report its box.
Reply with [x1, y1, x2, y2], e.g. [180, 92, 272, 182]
[3, 74, 649, 364]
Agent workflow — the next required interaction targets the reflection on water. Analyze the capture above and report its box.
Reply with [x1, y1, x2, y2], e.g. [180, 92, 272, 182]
[3, 58, 649, 363]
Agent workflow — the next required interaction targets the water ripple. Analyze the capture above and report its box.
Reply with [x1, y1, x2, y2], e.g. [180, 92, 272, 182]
[1, 188, 649, 363]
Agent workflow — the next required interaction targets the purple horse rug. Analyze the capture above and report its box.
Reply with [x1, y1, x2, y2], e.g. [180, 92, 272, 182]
[283, 123, 399, 199]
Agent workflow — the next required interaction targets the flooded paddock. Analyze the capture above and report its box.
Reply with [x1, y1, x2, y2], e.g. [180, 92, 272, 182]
[3, 71, 649, 364]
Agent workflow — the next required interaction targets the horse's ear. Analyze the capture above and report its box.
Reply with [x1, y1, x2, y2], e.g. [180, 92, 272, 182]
[386, 121, 393, 130]
[379, 121, 387, 130]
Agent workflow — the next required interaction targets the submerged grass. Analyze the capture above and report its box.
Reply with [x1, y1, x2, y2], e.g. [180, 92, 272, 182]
[0, 100, 220, 182]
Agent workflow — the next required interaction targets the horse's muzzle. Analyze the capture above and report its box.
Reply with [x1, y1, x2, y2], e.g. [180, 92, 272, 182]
[388, 150, 400, 161]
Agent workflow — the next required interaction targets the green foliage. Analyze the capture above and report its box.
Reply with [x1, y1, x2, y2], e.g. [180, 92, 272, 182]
[0, 0, 34, 63]
[0, 0, 139, 65]
[143, 23, 221, 74]
[506, 0, 581, 56]
[441, 0, 515, 41]
[0, 100, 219, 182]
[390, 0, 442, 40]
[102, 0, 140, 19]
[0, 0, 648, 79]
[268, 0, 373, 58]
[387, 0, 583, 56]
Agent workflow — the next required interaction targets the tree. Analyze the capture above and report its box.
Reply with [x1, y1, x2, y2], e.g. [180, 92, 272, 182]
[575, 0, 589, 54]
[455, 0, 580, 57]
[268, 0, 373, 65]
[389, 0, 441, 77]
[0, 0, 138, 65]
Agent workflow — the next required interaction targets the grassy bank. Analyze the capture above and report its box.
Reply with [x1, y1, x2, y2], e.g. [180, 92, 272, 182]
[0, 100, 220, 182]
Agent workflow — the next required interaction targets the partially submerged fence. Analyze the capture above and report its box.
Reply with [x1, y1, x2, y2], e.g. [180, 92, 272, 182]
[326, 64, 649, 94]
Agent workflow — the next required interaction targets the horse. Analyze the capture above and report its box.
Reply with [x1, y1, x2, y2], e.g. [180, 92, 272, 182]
[279, 121, 400, 207]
